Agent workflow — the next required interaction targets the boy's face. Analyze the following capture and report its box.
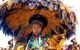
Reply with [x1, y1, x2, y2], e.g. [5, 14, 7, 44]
[32, 23, 42, 35]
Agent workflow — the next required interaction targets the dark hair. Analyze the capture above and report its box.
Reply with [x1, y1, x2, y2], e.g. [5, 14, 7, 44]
[30, 20, 43, 28]
[29, 14, 48, 28]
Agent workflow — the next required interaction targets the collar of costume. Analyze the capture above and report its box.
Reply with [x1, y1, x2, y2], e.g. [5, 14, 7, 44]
[32, 33, 42, 38]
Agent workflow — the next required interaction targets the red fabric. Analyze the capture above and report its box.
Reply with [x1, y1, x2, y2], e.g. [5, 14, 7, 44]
[34, 35, 39, 38]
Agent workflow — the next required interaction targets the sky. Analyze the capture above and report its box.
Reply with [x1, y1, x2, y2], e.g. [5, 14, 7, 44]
[0, 0, 80, 48]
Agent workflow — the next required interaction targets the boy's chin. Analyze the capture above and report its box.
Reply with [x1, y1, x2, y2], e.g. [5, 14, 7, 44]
[34, 33, 40, 35]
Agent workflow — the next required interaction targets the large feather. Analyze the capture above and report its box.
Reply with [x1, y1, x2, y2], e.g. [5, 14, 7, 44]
[0, 0, 77, 39]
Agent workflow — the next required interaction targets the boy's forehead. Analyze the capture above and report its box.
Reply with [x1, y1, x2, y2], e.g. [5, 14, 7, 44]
[32, 22, 43, 26]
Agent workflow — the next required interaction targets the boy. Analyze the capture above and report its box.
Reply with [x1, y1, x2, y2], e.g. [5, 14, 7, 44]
[26, 14, 50, 50]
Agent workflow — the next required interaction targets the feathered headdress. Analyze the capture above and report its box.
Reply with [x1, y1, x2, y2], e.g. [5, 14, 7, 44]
[0, 0, 77, 48]
[0, 0, 77, 38]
